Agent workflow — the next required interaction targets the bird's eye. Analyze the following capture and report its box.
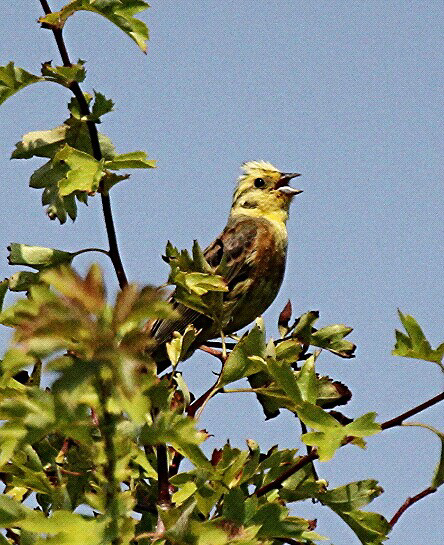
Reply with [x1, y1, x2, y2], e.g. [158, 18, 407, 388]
[254, 178, 265, 188]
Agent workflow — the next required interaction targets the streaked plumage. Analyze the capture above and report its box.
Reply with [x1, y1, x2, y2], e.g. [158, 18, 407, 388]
[151, 161, 302, 370]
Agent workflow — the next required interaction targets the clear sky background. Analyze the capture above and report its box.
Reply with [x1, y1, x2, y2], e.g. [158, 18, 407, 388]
[1, 2, 443, 544]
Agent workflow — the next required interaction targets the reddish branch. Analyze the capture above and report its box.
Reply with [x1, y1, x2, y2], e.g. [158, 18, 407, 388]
[39, 0, 128, 289]
[389, 486, 437, 527]
[381, 391, 444, 430]
[254, 391, 444, 498]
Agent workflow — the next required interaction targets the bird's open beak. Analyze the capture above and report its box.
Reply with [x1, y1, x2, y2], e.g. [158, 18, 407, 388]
[275, 172, 303, 195]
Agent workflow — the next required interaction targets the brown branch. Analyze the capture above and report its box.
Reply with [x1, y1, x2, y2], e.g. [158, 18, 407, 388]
[187, 382, 221, 418]
[381, 390, 444, 430]
[39, 0, 128, 289]
[389, 486, 437, 527]
[255, 391, 444, 498]
[199, 344, 228, 364]
[255, 449, 319, 497]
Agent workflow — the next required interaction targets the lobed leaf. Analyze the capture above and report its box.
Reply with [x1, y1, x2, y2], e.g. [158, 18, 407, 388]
[0, 62, 43, 105]
[105, 151, 156, 170]
[393, 310, 444, 366]
[219, 324, 266, 387]
[8, 243, 75, 270]
[41, 60, 86, 87]
[310, 323, 356, 358]
[39, 0, 150, 53]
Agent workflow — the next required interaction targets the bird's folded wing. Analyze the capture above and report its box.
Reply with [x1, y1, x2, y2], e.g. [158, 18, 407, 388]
[150, 216, 260, 344]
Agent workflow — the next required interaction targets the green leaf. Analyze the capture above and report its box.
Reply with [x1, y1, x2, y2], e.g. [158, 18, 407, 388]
[0, 494, 26, 525]
[113, 284, 176, 336]
[41, 60, 86, 87]
[11, 125, 72, 160]
[39, 0, 150, 53]
[300, 406, 380, 462]
[105, 151, 156, 170]
[332, 510, 390, 545]
[54, 144, 105, 196]
[275, 338, 303, 364]
[140, 411, 210, 470]
[91, 90, 114, 120]
[166, 325, 199, 367]
[222, 488, 246, 525]
[311, 323, 356, 358]
[320, 480, 384, 511]
[393, 310, 444, 366]
[7, 271, 41, 292]
[219, 324, 266, 387]
[296, 356, 317, 403]
[8, 243, 75, 271]
[266, 357, 303, 406]
[292, 310, 319, 344]
[250, 503, 313, 540]
[319, 481, 390, 544]
[0, 280, 7, 311]
[0, 62, 43, 105]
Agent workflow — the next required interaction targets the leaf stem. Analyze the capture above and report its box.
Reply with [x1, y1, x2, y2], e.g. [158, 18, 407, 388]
[72, 247, 110, 257]
[38, 0, 128, 289]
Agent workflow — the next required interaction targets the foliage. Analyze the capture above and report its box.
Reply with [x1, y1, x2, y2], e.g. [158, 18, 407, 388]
[0, 2, 442, 545]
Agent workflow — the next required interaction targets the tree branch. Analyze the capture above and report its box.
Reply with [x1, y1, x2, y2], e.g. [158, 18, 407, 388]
[389, 486, 437, 527]
[39, 0, 128, 289]
[255, 390, 444, 497]
[380, 390, 444, 430]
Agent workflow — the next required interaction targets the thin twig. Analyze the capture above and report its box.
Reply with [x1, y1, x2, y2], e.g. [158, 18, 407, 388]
[254, 390, 444, 498]
[381, 391, 444, 430]
[39, 0, 128, 289]
[255, 449, 319, 497]
[199, 344, 228, 364]
[187, 381, 222, 419]
[389, 486, 437, 527]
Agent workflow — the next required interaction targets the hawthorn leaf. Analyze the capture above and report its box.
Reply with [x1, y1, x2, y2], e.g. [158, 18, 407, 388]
[166, 325, 199, 367]
[311, 323, 356, 358]
[0, 280, 7, 311]
[11, 125, 69, 159]
[54, 144, 104, 195]
[40, 264, 105, 314]
[393, 310, 444, 366]
[292, 310, 319, 344]
[331, 510, 390, 545]
[39, 0, 150, 53]
[41, 60, 86, 86]
[90, 90, 114, 120]
[219, 324, 265, 387]
[7, 243, 75, 270]
[0, 62, 43, 105]
[296, 355, 317, 403]
[105, 151, 156, 170]
[320, 480, 384, 511]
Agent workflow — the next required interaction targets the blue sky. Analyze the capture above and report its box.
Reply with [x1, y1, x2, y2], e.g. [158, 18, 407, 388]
[0, 2, 443, 543]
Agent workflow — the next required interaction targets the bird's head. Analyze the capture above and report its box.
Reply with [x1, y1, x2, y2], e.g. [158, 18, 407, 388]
[230, 161, 302, 224]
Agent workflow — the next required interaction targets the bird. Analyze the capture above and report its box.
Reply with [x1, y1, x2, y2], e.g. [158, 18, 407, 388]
[150, 160, 302, 371]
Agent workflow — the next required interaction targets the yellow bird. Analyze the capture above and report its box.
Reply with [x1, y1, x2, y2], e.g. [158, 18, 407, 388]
[151, 161, 302, 370]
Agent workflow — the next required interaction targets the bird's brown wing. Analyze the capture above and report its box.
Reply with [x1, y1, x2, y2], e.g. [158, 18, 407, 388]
[151, 216, 260, 346]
